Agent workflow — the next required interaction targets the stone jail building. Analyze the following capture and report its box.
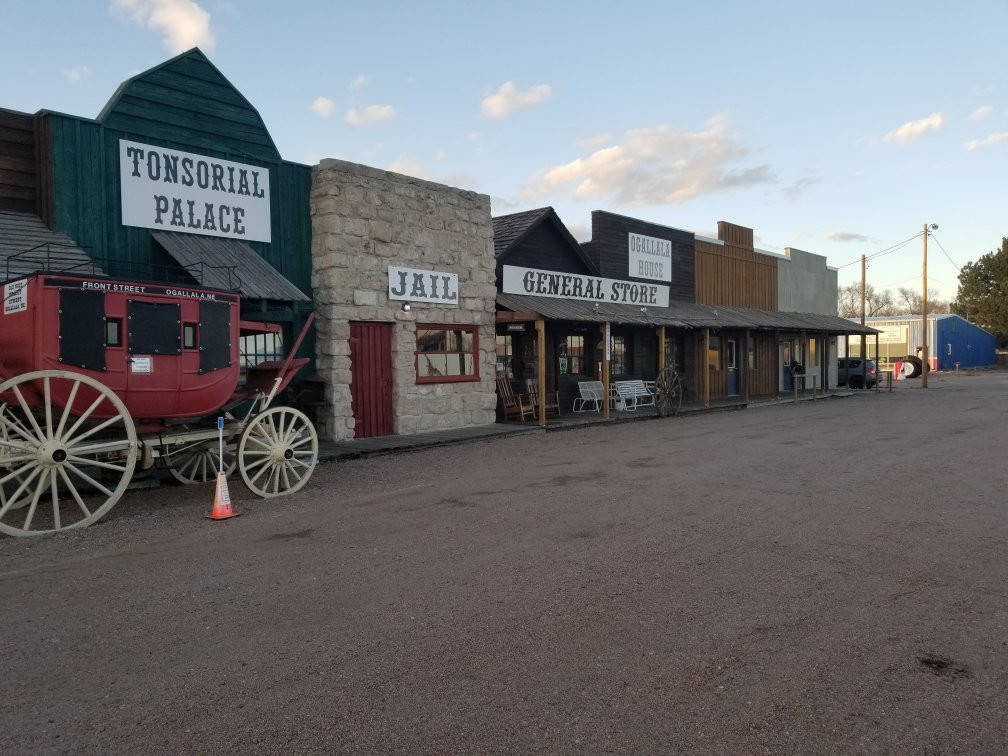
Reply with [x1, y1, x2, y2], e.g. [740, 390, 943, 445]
[310, 159, 498, 440]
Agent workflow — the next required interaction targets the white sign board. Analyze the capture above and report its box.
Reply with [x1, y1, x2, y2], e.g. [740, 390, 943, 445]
[875, 325, 907, 344]
[129, 356, 152, 374]
[628, 232, 672, 282]
[3, 279, 28, 314]
[119, 139, 271, 243]
[502, 265, 670, 308]
[388, 266, 459, 305]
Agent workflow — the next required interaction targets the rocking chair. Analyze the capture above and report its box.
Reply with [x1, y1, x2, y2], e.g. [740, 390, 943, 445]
[525, 378, 561, 418]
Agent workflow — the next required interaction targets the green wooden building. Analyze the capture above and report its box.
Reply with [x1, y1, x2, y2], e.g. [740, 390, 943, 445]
[0, 48, 314, 368]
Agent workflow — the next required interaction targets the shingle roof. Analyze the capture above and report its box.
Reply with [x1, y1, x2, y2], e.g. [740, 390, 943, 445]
[491, 207, 552, 258]
[0, 211, 103, 281]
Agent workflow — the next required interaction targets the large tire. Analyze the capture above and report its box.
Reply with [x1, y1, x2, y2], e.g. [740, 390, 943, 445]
[904, 356, 923, 378]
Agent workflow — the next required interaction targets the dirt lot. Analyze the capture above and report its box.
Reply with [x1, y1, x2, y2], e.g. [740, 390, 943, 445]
[1, 371, 1006, 754]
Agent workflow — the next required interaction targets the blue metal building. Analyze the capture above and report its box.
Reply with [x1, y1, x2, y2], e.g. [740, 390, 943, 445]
[843, 314, 996, 370]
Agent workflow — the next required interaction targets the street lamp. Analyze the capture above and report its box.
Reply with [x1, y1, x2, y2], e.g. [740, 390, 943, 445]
[922, 223, 938, 388]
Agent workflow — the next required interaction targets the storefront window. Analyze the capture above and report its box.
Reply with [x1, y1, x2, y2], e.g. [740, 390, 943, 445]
[611, 334, 626, 376]
[496, 334, 514, 378]
[416, 324, 479, 383]
[560, 335, 586, 375]
[708, 335, 721, 370]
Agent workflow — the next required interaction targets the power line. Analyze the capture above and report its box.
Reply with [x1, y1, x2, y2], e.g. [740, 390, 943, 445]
[835, 231, 923, 269]
[929, 233, 961, 271]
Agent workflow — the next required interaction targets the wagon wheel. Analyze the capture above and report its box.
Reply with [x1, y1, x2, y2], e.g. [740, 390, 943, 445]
[166, 442, 237, 485]
[655, 366, 683, 417]
[0, 370, 138, 537]
[237, 406, 318, 498]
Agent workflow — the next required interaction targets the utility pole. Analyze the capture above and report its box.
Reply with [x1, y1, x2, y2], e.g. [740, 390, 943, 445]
[860, 254, 867, 386]
[922, 224, 929, 388]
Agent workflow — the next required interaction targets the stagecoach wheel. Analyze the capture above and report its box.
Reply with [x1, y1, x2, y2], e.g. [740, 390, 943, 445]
[655, 367, 683, 418]
[237, 406, 318, 499]
[166, 442, 237, 485]
[0, 370, 138, 537]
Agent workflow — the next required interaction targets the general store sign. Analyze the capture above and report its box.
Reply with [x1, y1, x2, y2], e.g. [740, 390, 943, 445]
[628, 232, 672, 282]
[119, 139, 271, 243]
[388, 266, 459, 305]
[502, 265, 670, 308]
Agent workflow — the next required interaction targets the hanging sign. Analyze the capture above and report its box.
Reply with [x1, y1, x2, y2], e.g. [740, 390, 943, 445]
[628, 232, 672, 282]
[502, 265, 669, 308]
[119, 139, 271, 243]
[388, 266, 459, 305]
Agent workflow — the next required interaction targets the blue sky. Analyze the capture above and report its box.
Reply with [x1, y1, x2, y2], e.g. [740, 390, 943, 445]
[4, 0, 1006, 303]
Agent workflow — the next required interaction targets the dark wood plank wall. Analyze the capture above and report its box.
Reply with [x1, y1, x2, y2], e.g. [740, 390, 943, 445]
[497, 220, 594, 279]
[694, 221, 778, 309]
[0, 109, 37, 214]
[586, 210, 695, 302]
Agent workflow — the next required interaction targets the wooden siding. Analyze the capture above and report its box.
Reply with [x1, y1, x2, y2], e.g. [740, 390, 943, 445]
[695, 221, 778, 309]
[586, 210, 695, 302]
[44, 52, 313, 355]
[690, 329, 778, 401]
[0, 109, 40, 215]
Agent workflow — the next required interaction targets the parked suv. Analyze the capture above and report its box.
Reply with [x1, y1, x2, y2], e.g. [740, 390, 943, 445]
[837, 357, 878, 389]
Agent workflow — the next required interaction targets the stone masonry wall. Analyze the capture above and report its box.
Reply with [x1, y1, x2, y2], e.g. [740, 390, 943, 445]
[310, 159, 497, 440]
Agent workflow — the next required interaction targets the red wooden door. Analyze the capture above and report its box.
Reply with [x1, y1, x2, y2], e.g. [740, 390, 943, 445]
[349, 322, 394, 437]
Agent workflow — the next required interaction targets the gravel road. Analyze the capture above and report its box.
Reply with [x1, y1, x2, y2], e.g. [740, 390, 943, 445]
[2, 371, 1006, 754]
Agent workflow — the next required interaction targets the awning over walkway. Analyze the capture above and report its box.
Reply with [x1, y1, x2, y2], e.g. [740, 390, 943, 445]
[153, 231, 309, 302]
[497, 293, 878, 335]
[0, 211, 103, 280]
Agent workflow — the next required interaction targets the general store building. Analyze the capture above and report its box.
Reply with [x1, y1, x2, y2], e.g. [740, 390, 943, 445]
[494, 208, 875, 415]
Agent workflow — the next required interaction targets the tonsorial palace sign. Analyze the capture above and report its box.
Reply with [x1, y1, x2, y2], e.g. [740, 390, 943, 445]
[502, 265, 669, 307]
[119, 139, 272, 242]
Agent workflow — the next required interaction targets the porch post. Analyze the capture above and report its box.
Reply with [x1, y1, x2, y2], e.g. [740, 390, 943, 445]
[603, 321, 611, 419]
[535, 319, 546, 427]
[744, 328, 751, 403]
[703, 327, 710, 408]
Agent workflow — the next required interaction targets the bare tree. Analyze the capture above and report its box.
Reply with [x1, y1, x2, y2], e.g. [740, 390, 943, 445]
[838, 282, 897, 317]
[895, 287, 950, 315]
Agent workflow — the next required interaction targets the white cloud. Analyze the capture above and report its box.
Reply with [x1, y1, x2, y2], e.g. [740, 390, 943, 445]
[481, 81, 552, 119]
[521, 116, 773, 206]
[63, 65, 91, 82]
[964, 132, 1008, 151]
[566, 221, 590, 243]
[434, 151, 446, 162]
[345, 104, 398, 127]
[826, 231, 869, 243]
[466, 131, 482, 142]
[349, 74, 369, 90]
[310, 97, 336, 118]
[387, 158, 428, 177]
[111, 0, 214, 53]
[577, 133, 610, 149]
[971, 105, 992, 121]
[882, 112, 943, 143]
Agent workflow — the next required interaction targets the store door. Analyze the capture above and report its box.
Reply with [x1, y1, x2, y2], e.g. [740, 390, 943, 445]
[726, 338, 738, 395]
[349, 322, 393, 438]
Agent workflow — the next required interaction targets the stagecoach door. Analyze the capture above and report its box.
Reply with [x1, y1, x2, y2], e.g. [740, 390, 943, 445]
[349, 322, 393, 438]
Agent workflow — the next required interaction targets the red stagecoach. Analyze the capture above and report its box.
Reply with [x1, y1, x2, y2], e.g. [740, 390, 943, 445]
[0, 263, 319, 537]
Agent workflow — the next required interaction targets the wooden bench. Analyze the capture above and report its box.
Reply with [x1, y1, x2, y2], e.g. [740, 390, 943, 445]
[613, 379, 656, 411]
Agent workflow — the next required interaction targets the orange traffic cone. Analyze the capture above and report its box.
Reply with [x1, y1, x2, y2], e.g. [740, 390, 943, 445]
[206, 471, 239, 520]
